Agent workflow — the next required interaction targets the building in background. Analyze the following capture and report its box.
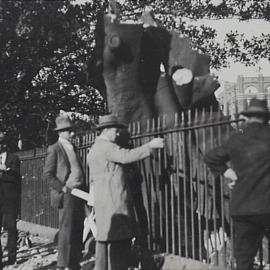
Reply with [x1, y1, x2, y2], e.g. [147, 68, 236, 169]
[217, 74, 270, 115]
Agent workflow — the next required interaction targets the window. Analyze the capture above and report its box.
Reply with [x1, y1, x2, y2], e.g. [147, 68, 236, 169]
[244, 86, 258, 95]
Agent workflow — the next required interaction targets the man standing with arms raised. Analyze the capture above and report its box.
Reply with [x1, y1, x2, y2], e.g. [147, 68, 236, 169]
[87, 114, 164, 270]
[44, 115, 85, 270]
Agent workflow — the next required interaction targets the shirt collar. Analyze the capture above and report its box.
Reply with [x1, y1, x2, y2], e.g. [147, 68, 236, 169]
[98, 134, 110, 142]
[58, 137, 73, 145]
[0, 152, 7, 163]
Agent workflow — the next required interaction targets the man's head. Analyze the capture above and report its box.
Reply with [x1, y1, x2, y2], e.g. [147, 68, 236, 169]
[0, 132, 8, 153]
[240, 98, 270, 124]
[101, 127, 119, 142]
[97, 114, 127, 142]
[54, 115, 75, 142]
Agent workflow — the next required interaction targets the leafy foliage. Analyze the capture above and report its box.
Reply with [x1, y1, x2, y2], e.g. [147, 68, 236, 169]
[118, 0, 270, 68]
[0, 0, 269, 148]
[0, 0, 105, 149]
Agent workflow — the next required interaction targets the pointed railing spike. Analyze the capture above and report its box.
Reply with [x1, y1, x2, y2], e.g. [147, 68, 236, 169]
[174, 113, 178, 128]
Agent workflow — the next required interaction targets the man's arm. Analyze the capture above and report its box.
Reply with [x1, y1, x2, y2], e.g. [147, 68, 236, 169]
[204, 145, 238, 189]
[1, 154, 21, 184]
[203, 145, 231, 177]
[43, 146, 64, 192]
[105, 138, 164, 164]
[7, 154, 20, 176]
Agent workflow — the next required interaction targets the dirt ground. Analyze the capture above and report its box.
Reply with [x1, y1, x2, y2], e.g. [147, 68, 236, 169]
[1, 231, 95, 270]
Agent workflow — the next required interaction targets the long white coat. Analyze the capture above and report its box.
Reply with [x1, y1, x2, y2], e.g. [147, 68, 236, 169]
[87, 136, 151, 241]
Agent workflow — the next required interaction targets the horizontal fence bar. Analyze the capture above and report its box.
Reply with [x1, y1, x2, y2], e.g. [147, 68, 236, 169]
[130, 118, 244, 139]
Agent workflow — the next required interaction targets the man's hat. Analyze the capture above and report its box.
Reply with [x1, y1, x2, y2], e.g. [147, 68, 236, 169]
[96, 114, 127, 130]
[240, 98, 270, 118]
[54, 115, 74, 131]
[0, 132, 7, 144]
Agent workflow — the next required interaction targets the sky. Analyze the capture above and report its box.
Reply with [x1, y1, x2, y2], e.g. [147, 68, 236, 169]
[199, 19, 270, 83]
[75, 0, 270, 85]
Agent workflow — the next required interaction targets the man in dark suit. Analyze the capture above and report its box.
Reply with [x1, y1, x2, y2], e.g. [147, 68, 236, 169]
[44, 115, 86, 270]
[0, 132, 21, 268]
[204, 98, 270, 270]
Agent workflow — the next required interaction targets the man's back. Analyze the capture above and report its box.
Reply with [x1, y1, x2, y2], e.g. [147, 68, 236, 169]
[204, 122, 270, 216]
[88, 136, 133, 242]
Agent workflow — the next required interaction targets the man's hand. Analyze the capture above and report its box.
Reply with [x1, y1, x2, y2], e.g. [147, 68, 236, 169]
[224, 168, 237, 180]
[66, 180, 81, 190]
[0, 164, 7, 171]
[224, 168, 237, 189]
[228, 180, 237, 190]
[149, 138, 164, 149]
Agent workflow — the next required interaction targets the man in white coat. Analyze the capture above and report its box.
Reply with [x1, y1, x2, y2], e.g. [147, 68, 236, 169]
[87, 114, 164, 270]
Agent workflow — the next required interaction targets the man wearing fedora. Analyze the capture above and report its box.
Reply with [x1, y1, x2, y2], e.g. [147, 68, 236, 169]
[44, 115, 86, 270]
[0, 132, 21, 268]
[204, 98, 270, 270]
[87, 114, 164, 270]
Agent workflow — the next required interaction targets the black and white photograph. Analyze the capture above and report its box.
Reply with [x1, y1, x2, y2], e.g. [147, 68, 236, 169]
[0, 0, 269, 269]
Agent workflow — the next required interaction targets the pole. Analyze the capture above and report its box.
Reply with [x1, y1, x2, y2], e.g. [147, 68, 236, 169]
[0, 0, 2, 23]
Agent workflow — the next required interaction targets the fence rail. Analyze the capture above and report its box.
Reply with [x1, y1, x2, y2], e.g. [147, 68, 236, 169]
[17, 111, 269, 268]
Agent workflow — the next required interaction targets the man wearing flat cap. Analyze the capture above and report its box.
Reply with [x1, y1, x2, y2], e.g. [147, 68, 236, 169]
[204, 98, 270, 270]
[43, 115, 86, 270]
[87, 114, 164, 270]
[0, 132, 21, 268]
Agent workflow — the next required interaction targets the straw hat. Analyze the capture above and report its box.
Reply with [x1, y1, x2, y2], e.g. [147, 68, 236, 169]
[54, 115, 74, 131]
[96, 114, 127, 130]
[240, 98, 270, 118]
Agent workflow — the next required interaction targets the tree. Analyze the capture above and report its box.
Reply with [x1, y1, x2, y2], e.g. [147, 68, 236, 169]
[0, 0, 269, 149]
[0, 0, 106, 149]
[111, 0, 270, 69]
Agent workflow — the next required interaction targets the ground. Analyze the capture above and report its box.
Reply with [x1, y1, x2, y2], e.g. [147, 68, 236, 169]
[1, 231, 95, 270]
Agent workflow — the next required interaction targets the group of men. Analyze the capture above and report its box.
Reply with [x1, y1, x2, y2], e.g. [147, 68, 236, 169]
[0, 97, 270, 270]
[44, 114, 164, 270]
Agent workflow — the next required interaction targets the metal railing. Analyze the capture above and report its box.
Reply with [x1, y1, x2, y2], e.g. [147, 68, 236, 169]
[124, 112, 237, 268]
[19, 148, 59, 228]
[17, 109, 269, 268]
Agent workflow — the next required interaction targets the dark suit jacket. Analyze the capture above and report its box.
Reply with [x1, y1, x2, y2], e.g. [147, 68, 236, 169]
[43, 141, 85, 208]
[0, 152, 21, 215]
[204, 122, 270, 216]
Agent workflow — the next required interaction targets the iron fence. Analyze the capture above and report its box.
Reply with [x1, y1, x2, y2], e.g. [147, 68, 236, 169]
[17, 109, 270, 268]
[124, 111, 237, 267]
[19, 148, 58, 228]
